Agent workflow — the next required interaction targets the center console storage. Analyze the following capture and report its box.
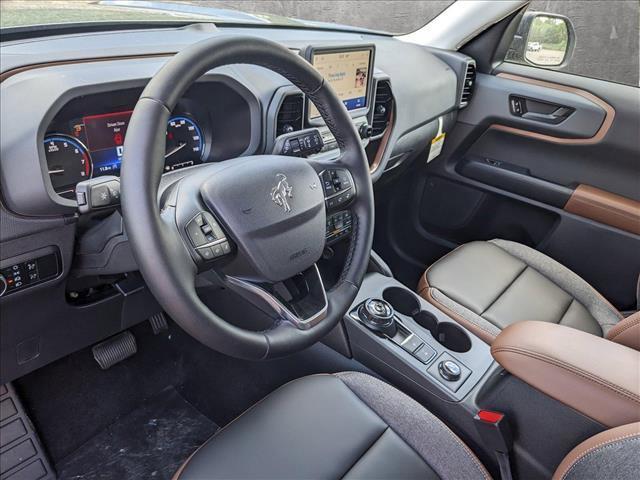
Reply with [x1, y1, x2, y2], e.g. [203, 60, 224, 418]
[343, 273, 494, 402]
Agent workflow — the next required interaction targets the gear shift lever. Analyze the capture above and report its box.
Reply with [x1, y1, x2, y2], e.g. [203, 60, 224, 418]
[358, 298, 397, 337]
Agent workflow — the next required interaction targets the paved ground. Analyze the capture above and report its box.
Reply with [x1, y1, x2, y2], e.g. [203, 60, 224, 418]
[526, 48, 566, 66]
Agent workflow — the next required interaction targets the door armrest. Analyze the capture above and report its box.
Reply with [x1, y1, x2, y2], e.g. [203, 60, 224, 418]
[491, 321, 640, 427]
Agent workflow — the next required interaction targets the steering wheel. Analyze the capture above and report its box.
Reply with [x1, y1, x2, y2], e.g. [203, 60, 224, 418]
[121, 36, 374, 360]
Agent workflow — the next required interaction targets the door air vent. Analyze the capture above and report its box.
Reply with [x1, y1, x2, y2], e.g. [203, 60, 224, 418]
[371, 80, 393, 137]
[459, 61, 476, 108]
[276, 93, 304, 136]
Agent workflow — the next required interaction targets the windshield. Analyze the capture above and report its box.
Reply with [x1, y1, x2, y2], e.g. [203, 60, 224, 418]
[0, 0, 455, 35]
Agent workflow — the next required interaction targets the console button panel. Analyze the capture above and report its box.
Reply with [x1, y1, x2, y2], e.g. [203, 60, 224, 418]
[0, 252, 60, 297]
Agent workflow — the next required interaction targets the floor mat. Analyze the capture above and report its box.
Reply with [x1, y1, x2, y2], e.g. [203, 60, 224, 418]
[55, 388, 217, 480]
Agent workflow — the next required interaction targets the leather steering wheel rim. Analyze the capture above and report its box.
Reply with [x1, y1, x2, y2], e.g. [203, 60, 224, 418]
[121, 35, 374, 360]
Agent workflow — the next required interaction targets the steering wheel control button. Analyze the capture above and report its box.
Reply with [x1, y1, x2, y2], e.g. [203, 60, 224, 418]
[325, 210, 353, 245]
[439, 360, 462, 381]
[198, 247, 214, 260]
[413, 344, 437, 364]
[187, 221, 208, 247]
[320, 169, 355, 211]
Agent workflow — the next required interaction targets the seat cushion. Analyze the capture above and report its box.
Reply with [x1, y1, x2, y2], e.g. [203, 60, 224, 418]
[174, 373, 491, 480]
[418, 239, 623, 344]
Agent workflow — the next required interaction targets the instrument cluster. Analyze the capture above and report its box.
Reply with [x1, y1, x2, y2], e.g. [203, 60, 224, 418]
[42, 81, 256, 200]
[44, 109, 206, 199]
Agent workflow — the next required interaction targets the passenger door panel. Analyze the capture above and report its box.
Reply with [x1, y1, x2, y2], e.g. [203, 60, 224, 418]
[377, 63, 639, 311]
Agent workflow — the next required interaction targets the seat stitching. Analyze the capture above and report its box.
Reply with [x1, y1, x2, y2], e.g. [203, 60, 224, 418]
[608, 316, 640, 341]
[336, 374, 491, 480]
[480, 265, 528, 316]
[492, 346, 640, 404]
[338, 427, 389, 479]
[429, 287, 499, 338]
[558, 434, 640, 480]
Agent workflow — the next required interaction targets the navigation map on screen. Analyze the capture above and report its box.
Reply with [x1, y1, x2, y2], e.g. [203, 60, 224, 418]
[308, 49, 371, 119]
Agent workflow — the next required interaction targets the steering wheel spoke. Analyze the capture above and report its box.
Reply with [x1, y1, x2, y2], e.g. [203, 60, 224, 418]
[225, 264, 328, 330]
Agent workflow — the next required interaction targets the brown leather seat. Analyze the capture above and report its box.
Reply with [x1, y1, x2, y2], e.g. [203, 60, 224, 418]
[417, 239, 639, 349]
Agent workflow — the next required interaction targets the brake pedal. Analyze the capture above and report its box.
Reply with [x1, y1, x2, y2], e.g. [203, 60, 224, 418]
[92, 331, 137, 370]
[149, 312, 168, 335]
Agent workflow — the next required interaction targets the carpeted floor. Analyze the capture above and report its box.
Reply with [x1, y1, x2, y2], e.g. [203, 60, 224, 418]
[15, 314, 371, 479]
[56, 388, 218, 480]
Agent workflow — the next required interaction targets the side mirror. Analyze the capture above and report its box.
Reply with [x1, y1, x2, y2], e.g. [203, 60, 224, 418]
[506, 11, 575, 68]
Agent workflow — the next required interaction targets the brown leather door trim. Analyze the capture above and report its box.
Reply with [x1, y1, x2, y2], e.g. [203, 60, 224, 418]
[565, 185, 640, 235]
[489, 73, 615, 145]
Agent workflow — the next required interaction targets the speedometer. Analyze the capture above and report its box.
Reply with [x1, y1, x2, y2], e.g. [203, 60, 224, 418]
[44, 135, 92, 198]
[164, 116, 205, 171]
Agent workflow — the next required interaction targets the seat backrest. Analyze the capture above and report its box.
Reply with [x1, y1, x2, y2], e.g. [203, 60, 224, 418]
[552, 422, 640, 480]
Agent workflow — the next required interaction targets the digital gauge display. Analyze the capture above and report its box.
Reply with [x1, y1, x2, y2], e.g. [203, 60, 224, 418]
[82, 110, 132, 176]
[44, 111, 206, 197]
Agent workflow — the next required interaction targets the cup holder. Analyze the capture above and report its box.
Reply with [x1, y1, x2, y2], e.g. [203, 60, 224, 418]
[382, 286, 471, 353]
[413, 311, 471, 353]
[382, 287, 420, 316]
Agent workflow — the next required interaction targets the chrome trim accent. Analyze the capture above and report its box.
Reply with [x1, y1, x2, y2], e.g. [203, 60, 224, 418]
[225, 264, 328, 330]
[195, 237, 227, 250]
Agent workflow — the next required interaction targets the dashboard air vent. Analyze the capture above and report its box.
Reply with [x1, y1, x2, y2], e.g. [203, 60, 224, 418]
[276, 93, 304, 136]
[371, 80, 393, 137]
[459, 61, 476, 108]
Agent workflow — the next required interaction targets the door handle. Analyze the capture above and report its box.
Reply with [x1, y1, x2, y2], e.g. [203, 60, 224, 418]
[509, 95, 574, 124]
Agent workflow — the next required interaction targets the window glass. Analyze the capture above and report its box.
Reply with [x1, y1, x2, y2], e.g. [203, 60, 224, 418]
[505, 0, 639, 86]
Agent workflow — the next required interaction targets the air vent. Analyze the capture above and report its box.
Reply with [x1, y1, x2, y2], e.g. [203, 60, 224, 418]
[459, 61, 476, 108]
[276, 93, 304, 136]
[371, 80, 393, 137]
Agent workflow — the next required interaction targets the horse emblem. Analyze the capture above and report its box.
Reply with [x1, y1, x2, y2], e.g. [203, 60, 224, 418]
[270, 173, 293, 212]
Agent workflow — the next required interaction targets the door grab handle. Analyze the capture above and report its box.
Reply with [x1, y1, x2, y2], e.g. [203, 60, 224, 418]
[509, 95, 574, 124]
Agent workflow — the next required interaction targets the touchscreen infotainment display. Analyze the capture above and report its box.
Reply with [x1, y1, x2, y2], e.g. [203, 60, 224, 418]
[308, 48, 372, 120]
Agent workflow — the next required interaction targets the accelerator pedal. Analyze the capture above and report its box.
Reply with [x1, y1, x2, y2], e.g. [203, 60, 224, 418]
[92, 331, 137, 370]
[149, 312, 169, 335]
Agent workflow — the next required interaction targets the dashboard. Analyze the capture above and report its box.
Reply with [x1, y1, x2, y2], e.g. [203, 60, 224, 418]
[0, 23, 471, 382]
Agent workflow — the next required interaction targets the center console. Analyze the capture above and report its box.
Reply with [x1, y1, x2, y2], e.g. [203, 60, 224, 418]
[339, 272, 614, 479]
[343, 273, 495, 402]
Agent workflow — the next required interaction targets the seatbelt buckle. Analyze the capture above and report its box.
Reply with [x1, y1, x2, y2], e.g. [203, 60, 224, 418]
[474, 410, 514, 480]
[474, 410, 512, 453]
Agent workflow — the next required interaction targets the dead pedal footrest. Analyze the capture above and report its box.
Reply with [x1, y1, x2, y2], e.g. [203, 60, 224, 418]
[0, 383, 55, 480]
[92, 331, 137, 370]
